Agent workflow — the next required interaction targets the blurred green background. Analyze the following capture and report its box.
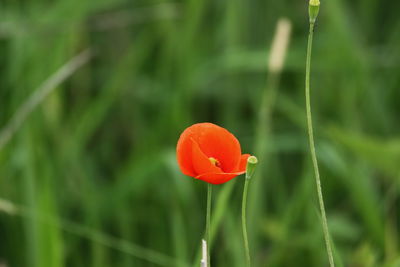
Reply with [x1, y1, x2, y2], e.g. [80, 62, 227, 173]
[0, 0, 399, 266]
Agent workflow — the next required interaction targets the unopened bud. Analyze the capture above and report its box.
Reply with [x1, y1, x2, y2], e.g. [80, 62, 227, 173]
[245, 156, 258, 180]
[309, 0, 320, 24]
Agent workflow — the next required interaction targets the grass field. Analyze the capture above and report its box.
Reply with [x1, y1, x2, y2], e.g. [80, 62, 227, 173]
[1, 0, 400, 266]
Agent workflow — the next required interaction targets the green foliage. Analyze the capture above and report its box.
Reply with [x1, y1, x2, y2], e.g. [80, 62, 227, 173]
[1, 0, 400, 266]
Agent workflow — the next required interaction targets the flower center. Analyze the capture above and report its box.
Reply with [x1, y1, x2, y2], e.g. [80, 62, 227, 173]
[208, 157, 221, 168]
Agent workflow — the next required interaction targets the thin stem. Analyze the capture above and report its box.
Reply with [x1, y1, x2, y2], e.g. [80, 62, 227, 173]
[242, 179, 251, 267]
[205, 183, 212, 267]
[305, 22, 335, 267]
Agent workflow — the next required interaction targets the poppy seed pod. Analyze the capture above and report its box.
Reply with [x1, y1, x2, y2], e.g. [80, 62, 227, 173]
[176, 123, 250, 184]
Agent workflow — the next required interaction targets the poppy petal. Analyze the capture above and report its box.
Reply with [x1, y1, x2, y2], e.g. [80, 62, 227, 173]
[236, 154, 251, 172]
[190, 123, 242, 172]
[196, 171, 246, 185]
[191, 139, 222, 175]
[176, 128, 197, 177]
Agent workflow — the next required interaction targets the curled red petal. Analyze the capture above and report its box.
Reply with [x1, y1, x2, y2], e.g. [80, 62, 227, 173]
[176, 127, 197, 177]
[236, 154, 251, 172]
[191, 138, 222, 175]
[196, 171, 246, 185]
[189, 123, 241, 172]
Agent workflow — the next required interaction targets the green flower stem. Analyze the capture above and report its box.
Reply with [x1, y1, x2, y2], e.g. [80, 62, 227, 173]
[305, 21, 335, 267]
[242, 156, 257, 267]
[241, 178, 251, 267]
[205, 183, 212, 267]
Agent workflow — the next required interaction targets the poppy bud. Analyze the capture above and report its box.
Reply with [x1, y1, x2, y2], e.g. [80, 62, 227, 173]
[245, 156, 258, 180]
[309, 0, 320, 24]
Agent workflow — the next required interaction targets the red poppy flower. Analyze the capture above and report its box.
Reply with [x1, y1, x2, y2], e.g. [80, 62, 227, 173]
[176, 123, 250, 184]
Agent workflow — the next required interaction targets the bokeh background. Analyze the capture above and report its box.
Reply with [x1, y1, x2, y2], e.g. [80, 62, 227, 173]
[1, 0, 399, 266]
